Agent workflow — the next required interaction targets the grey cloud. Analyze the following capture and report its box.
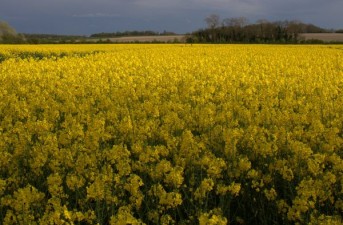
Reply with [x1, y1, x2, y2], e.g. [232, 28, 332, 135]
[72, 13, 122, 18]
[1, 0, 342, 35]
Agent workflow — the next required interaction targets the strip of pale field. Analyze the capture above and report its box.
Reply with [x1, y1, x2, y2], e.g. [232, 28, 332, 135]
[299, 33, 343, 42]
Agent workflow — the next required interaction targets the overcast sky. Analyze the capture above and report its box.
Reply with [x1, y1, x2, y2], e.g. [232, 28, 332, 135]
[1, 0, 342, 35]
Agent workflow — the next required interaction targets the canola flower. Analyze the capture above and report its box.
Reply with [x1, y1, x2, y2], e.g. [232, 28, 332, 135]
[0, 44, 342, 224]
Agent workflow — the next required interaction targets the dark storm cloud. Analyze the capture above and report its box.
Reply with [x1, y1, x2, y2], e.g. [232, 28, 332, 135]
[1, 0, 342, 35]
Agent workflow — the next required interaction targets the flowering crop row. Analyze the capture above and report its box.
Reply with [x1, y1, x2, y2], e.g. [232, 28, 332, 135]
[0, 44, 342, 224]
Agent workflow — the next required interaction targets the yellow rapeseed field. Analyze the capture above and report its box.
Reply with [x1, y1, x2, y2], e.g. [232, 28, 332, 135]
[0, 44, 342, 224]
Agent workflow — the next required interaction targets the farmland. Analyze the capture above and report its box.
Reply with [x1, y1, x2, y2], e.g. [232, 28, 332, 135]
[299, 33, 343, 43]
[0, 44, 342, 224]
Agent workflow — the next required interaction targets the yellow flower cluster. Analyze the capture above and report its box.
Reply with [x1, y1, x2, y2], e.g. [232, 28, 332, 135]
[0, 44, 342, 224]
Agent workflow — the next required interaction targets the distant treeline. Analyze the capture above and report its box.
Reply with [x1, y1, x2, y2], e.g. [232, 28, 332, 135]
[187, 15, 341, 43]
[90, 30, 177, 38]
[22, 34, 87, 44]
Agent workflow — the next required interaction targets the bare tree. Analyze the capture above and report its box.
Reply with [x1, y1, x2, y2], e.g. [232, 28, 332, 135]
[205, 14, 221, 29]
[287, 20, 304, 40]
[256, 19, 271, 40]
[222, 17, 248, 28]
